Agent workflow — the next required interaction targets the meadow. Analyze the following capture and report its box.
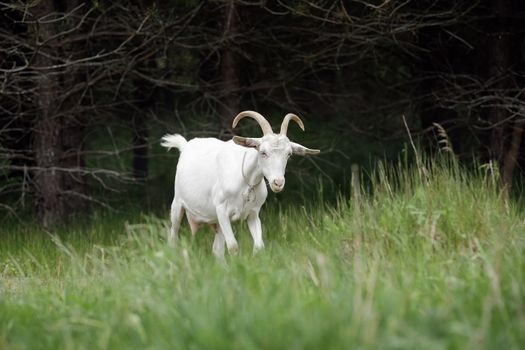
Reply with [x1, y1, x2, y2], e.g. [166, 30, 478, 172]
[1, 160, 524, 349]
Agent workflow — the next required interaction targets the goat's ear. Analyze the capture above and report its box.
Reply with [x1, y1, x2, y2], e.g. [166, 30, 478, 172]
[233, 136, 260, 148]
[291, 142, 320, 156]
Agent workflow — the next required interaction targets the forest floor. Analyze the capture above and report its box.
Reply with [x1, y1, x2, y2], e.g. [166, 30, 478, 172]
[1, 161, 524, 349]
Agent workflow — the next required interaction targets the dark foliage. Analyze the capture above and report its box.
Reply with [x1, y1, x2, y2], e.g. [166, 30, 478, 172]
[1, 0, 524, 225]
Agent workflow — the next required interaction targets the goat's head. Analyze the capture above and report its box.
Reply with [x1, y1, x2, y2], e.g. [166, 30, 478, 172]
[232, 111, 320, 193]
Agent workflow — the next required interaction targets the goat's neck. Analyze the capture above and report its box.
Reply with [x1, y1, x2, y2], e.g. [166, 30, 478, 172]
[242, 150, 263, 188]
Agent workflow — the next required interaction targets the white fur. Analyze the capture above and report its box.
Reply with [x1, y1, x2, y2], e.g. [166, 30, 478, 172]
[160, 134, 187, 151]
[161, 131, 316, 258]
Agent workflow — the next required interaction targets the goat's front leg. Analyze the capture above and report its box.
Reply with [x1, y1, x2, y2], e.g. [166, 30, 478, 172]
[247, 211, 264, 253]
[216, 203, 239, 255]
[210, 224, 226, 260]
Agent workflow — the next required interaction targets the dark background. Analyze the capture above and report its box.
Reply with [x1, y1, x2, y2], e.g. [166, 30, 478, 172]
[1, 0, 525, 226]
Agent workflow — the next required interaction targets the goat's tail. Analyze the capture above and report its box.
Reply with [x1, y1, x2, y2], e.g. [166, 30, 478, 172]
[161, 134, 187, 152]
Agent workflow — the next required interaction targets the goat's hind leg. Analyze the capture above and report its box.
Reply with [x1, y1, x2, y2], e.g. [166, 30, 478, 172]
[169, 199, 184, 246]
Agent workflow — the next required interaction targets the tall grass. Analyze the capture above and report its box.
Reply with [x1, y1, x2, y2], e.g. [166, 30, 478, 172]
[1, 160, 524, 349]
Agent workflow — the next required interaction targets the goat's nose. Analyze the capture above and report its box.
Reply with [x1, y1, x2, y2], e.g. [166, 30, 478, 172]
[273, 178, 284, 187]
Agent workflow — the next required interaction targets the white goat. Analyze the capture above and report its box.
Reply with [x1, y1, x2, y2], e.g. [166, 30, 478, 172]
[161, 111, 319, 258]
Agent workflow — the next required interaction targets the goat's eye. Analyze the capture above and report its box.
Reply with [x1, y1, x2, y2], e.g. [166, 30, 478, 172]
[287, 152, 292, 158]
[261, 151, 268, 158]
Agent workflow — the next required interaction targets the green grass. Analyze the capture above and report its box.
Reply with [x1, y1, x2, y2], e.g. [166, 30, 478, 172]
[1, 160, 525, 349]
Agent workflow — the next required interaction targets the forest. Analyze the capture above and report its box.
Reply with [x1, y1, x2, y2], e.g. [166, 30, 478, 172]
[1, 1, 525, 349]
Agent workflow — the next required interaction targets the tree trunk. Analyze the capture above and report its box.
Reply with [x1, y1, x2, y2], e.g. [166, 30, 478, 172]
[32, 0, 65, 227]
[32, 0, 89, 225]
[502, 120, 524, 191]
[219, 0, 240, 127]
[488, 0, 523, 194]
[487, 0, 512, 168]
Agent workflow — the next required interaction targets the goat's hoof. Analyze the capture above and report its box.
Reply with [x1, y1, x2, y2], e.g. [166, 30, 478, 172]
[168, 236, 178, 248]
[228, 244, 239, 255]
[213, 253, 227, 263]
[253, 244, 265, 255]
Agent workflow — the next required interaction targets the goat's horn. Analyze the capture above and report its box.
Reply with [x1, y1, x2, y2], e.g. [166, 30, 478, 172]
[232, 111, 273, 135]
[280, 113, 305, 135]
